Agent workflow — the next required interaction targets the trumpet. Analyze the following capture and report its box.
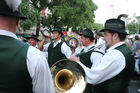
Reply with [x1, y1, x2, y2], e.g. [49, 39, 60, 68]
[50, 59, 87, 93]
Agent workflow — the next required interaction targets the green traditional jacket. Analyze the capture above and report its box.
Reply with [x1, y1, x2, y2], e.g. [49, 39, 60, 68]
[0, 35, 32, 93]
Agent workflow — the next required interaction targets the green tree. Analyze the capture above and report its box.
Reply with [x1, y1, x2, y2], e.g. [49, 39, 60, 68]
[45, 0, 98, 31]
[93, 23, 104, 31]
[128, 20, 138, 34]
[135, 16, 140, 32]
[21, 0, 51, 35]
[127, 16, 140, 34]
[20, 1, 40, 32]
[21, 0, 98, 35]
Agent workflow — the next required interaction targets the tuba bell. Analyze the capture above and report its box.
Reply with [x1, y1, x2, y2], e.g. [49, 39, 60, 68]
[50, 59, 87, 93]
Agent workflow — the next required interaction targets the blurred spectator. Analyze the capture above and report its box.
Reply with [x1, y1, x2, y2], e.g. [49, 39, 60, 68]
[27, 35, 39, 47]
[74, 36, 84, 55]
[132, 35, 140, 55]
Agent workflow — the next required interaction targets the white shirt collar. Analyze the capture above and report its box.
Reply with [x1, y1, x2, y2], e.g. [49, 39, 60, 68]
[107, 42, 125, 52]
[0, 29, 18, 39]
[53, 39, 61, 44]
[53, 39, 62, 47]
[84, 43, 95, 52]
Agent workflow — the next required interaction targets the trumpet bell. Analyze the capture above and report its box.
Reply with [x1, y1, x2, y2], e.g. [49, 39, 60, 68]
[51, 59, 87, 93]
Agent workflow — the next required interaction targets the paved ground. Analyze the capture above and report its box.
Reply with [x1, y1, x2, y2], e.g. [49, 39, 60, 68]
[128, 73, 140, 93]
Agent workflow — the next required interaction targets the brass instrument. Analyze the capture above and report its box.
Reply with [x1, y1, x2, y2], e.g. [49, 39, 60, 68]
[51, 59, 87, 93]
[66, 37, 79, 48]
[40, 29, 52, 41]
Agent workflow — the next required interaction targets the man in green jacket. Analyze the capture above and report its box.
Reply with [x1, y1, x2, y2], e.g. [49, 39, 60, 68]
[0, 0, 54, 93]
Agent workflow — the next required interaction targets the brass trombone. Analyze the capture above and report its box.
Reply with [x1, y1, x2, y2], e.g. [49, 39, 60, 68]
[51, 59, 87, 93]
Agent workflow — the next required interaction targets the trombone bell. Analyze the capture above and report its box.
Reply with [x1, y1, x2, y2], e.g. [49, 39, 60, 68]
[51, 59, 87, 93]
[55, 69, 75, 91]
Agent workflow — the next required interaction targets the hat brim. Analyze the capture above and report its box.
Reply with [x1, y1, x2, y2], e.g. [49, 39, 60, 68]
[79, 33, 95, 39]
[0, 9, 27, 19]
[100, 28, 128, 35]
[52, 30, 63, 36]
[26, 36, 39, 41]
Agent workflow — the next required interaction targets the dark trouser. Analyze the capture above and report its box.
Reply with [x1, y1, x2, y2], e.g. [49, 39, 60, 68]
[139, 64, 140, 73]
[83, 84, 94, 93]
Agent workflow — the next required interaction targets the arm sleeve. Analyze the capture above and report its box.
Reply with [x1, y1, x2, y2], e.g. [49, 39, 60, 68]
[90, 50, 103, 67]
[95, 37, 105, 49]
[43, 43, 50, 52]
[61, 42, 72, 58]
[78, 49, 126, 85]
[27, 46, 55, 93]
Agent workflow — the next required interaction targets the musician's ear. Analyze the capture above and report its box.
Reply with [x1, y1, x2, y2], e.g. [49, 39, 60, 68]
[16, 17, 20, 26]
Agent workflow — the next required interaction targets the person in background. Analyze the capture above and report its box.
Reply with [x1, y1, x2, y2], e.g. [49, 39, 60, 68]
[95, 32, 106, 53]
[27, 35, 40, 47]
[70, 18, 135, 93]
[69, 38, 78, 55]
[73, 36, 84, 55]
[71, 28, 104, 93]
[137, 50, 140, 92]
[139, 51, 140, 73]
[0, 0, 54, 93]
[132, 35, 140, 55]
[38, 26, 72, 67]
[132, 35, 140, 75]
[125, 36, 133, 49]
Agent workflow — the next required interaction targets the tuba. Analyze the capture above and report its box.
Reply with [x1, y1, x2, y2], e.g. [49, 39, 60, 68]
[50, 59, 87, 93]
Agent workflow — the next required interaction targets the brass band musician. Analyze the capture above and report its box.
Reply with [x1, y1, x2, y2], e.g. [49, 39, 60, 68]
[70, 18, 135, 93]
[0, 0, 54, 93]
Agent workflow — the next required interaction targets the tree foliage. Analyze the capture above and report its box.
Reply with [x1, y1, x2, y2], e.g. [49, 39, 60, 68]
[128, 16, 140, 34]
[135, 16, 140, 31]
[128, 20, 138, 34]
[20, 1, 40, 31]
[20, 0, 98, 33]
[93, 23, 103, 31]
[45, 0, 98, 31]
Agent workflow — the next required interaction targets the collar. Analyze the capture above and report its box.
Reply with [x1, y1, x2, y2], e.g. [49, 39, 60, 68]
[107, 42, 125, 52]
[0, 29, 18, 39]
[53, 39, 61, 44]
[53, 39, 62, 47]
[83, 43, 95, 52]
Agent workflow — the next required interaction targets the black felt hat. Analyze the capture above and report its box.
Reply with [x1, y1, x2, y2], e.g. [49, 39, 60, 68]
[52, 26, 63, 36]
[79, 28, 94, 39]
[96, 32, 103, 36]
[0, 0, 27, 19]
[26, 35, 39, 41]
[100, 18, 128, 35]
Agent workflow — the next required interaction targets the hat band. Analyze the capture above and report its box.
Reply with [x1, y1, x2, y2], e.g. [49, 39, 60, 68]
[105, 23, 124, 29]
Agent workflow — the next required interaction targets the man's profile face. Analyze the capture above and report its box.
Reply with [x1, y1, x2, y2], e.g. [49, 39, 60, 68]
[103, 31, 113, 49]
[28, 38, 38, 47]
[52, 31, 61, 40]
[80, 35, 88, 46]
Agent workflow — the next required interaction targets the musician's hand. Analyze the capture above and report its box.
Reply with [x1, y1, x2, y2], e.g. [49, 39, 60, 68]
[69, 56, 79, 62]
